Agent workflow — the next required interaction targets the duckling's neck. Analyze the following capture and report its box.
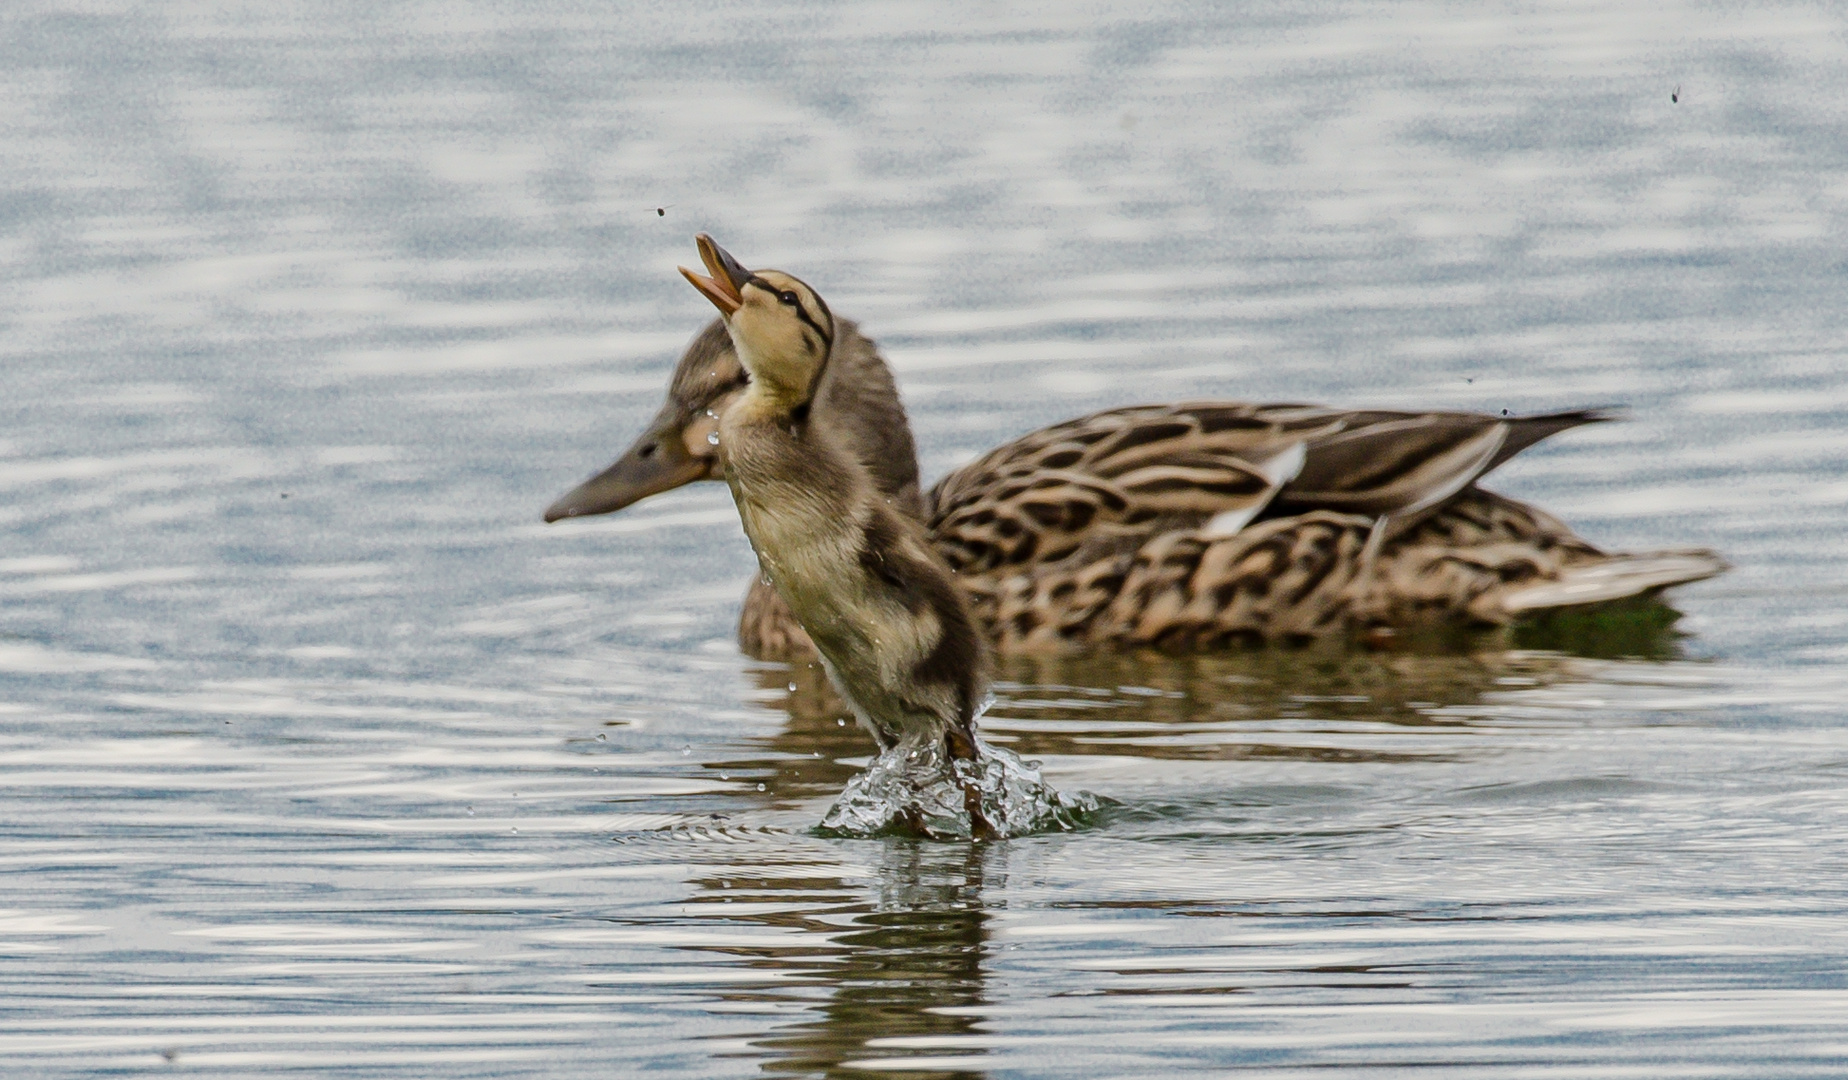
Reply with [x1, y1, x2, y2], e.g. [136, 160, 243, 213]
[718, 382, 855, 565]
[733, 380, 811, 427]
[728, 334, 815, 420]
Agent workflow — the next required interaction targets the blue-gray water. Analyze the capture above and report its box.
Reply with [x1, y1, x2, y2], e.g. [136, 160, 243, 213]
[5, 2, 1848, 1076]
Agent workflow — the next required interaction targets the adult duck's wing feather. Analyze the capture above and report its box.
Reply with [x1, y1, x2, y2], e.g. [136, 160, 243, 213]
[926, 404, 1613, 573]
[1277, 408, 1616, 521]
[928, 403, 1343, 509]
[927, 403, 1342, 574]
[1281, 415, 1506, 517]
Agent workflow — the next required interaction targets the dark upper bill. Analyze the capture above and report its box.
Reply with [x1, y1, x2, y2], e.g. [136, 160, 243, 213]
[679, 234, 752, 316]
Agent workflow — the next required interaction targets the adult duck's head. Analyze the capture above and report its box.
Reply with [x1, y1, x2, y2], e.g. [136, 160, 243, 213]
[680, 233, 835, 413]
[542, 238, 776, 523]
[542, 315, 741, 521]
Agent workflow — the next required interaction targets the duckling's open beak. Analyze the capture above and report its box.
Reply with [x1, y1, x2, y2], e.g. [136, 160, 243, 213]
[679, 234, 751, 316]
[543, 405, 713, 522]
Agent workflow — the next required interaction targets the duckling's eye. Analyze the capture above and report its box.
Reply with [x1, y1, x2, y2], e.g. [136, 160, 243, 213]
[777, 290, 799, 306]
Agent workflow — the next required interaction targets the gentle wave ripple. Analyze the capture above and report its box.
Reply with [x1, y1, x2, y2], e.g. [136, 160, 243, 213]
[4, 1, 1848, 1077]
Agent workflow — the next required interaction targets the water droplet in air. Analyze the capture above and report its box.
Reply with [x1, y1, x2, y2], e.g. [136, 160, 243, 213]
[466, 806, 474, 817]
[707, 432, 720, 445]
[836, 718, 846, 726]
[756, 783, 765, 792]
[720, 772, 729, 781]
[681, 745, 691, 756]
[596, 733, 606, 741]
[510, 827, 519, 834]
[787, 682, 797, 692]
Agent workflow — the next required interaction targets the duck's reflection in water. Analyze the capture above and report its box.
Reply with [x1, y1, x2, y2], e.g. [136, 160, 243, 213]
[688, 841, 996, 1079]
[732, 597, 1693, 785]
[670, 602, 1691, 1076]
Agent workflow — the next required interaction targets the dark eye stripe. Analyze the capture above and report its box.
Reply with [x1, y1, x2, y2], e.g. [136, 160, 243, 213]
[748, 276, 833, 349]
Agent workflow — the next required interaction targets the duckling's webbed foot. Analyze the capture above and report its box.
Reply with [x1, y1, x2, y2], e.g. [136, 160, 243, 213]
[944, 728, 998, 840]
[961, 780, 997, 840]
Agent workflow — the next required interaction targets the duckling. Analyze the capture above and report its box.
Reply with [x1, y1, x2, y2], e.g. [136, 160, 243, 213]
[678, 234, 990, 782]
[547, 281, 1726, 661]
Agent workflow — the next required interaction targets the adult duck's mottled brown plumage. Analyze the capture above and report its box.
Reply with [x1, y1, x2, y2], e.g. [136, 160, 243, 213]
[923, 401, 1724, 652]
[547, 286, 1726, 662]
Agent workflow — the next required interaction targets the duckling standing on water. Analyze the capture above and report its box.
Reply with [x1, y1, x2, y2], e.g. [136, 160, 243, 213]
[679, 235, 993, 822]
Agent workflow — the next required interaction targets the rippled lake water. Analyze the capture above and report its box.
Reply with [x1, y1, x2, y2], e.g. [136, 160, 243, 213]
[6, 2, 1848, 1076]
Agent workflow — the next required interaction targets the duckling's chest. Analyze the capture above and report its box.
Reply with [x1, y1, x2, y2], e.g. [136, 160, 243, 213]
[719, 418, 868, 604]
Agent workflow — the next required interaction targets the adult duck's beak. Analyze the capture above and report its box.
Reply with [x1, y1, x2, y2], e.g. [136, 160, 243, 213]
[679, 234, 751, 316]
[543, 402, 715, 522]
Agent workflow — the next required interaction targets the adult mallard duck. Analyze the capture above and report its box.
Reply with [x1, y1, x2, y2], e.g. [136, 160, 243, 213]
[547, 263, 1726, 661]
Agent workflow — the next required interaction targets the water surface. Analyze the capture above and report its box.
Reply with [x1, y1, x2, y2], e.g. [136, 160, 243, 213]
[5, 2, 1848, 1076]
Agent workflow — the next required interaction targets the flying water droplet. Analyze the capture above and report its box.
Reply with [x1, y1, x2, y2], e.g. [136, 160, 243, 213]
[719, 772, 729, 781]
[756, 783, 766, 792]
[836, 718, 846, 726]
[707, 432, 720, 445]
[787, 682, 797, 692]
[681, 744, 691, 756]
[596, 733, 606, 741]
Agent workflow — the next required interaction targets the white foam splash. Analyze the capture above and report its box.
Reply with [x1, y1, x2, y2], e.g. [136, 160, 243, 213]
[817, 732, 1099, 840]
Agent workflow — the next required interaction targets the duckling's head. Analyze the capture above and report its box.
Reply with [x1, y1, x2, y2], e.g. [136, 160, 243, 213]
[682, 234, 834, 412]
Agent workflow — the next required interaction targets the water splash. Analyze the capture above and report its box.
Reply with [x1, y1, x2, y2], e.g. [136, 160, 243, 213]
[818, 733, 1099, 840]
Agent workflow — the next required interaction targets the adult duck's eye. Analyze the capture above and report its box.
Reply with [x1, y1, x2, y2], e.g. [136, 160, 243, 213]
[778, 290, 799, 306]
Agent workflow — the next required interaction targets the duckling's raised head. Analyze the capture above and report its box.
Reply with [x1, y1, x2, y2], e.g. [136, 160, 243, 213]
[682, 234, 834, 413]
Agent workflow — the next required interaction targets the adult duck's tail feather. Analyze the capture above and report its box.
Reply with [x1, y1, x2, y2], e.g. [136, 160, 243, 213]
[1487, 549, 1730, 617]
